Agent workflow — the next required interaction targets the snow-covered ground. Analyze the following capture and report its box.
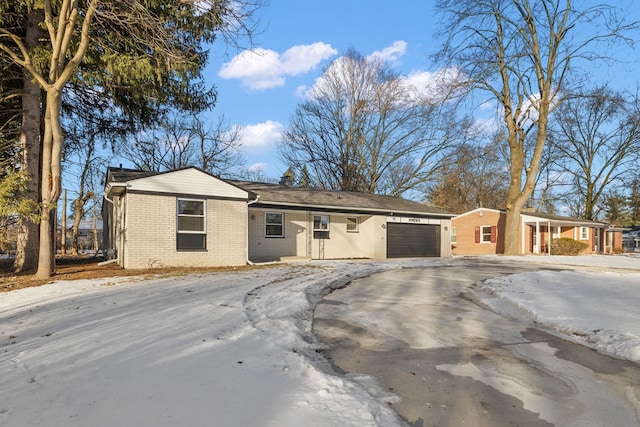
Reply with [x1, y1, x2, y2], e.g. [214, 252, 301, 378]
[0, 254, 639, 426]
[471, 254, 640, 363]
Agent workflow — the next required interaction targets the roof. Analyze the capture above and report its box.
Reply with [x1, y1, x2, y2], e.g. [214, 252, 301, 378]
[521, 211, 606, 226]
[104, 167, 248, 200]
[453, 208, 504, 219]
[103, 167, 455, 217]
[106, 166, 160, 183]
[230, 180, 455, 217]
[454, 208, 611, 227]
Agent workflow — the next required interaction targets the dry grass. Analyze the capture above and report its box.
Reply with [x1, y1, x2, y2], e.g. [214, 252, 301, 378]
[0, 256, 270, 293]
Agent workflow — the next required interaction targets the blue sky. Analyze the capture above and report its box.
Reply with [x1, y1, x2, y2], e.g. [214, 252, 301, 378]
[84, 0, 635, 192]
[199, 0, 640, 182]
[202, 1, 445, 180]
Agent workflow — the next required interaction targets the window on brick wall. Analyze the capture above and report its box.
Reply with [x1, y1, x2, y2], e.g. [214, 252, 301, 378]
[177, 198, 206, 250]
[580, 226, 589, 240]
[475, 225, 496, 243]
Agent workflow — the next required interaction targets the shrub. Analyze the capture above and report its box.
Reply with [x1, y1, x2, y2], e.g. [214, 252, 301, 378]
[550, 238, 588, 255]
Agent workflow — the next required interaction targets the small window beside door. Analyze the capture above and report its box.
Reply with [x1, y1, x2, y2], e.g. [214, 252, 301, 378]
[265, 212, 284, 237]
[346, 217, 359, 233]
[313, 215, 330, 231]
[580, 226, 589, 240]
[313, 215, 330, 239]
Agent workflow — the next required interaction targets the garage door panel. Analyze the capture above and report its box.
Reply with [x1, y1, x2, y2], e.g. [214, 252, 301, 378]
[387, 223, 440, 258]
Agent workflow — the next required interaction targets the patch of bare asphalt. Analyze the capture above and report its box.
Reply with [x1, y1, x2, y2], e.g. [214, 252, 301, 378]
[313, 264, 640, 427]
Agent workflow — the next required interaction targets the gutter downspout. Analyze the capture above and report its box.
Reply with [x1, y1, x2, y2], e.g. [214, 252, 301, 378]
[246, 195, 260, 265]
[103, 193, 114, 261]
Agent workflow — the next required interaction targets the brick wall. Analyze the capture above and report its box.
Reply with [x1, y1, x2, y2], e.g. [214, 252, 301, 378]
[452, 209, 505, 255]
[123, 193, 247, 268]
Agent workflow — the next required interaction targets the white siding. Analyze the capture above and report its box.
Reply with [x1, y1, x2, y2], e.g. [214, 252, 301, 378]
[127, 168, 248, 199]
[247, 208, 388, 261]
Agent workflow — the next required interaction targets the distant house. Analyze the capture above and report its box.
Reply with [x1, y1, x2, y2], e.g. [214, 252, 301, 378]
[623, 229, 640, 253]
[102, 167, 455, 269]
[452, 208, 624, 255]
[58, 219, 103, 252]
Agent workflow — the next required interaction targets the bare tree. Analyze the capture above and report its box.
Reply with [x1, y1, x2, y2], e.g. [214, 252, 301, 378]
[426, 140, 510, 213]
[435, 0, 636, 254]
[1, 0, 263, 278]
[550, 86, 640, 220]
[279, 49, 468, 198]
[120, 113, 245, 177]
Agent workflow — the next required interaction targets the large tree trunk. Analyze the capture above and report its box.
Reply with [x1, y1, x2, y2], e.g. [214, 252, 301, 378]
[13, 9, 44, 273]
[35, 90, 63, 279]
[504, 196, 528, 255]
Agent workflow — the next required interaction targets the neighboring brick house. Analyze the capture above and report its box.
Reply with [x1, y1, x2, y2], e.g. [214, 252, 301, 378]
[452, 208, 624, 255]
[103, 167, 456, 268]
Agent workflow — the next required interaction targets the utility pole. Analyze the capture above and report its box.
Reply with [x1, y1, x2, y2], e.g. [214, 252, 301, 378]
[61, 189, 67, 255]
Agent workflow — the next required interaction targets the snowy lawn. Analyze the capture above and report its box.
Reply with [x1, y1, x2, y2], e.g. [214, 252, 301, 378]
[471, 254, 640, 362]
[1, 254, 639, 426]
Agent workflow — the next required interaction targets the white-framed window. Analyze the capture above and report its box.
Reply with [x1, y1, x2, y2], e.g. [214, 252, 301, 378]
[265, 212, 284, 237]
[552, 226, 560, 239]
[314, 215, 330, 231]
[177, 198, 206, 250]
[481, 225, 492, 243]
[580, 226, 589, 240]
[346, 217, 359, 233]
[451, 227, 457, 243]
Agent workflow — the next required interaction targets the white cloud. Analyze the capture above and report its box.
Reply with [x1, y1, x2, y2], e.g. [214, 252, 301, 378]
[246, 162, 268, 172]
[239, 120, 283, 152]
[368, 40, 407, 63]
[219, 43, 337, 91]
[401, 67, 465, 103]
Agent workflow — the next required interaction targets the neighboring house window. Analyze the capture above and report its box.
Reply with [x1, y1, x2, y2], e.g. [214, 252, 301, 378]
[580, 226, 589, 240]
[265, 212, 284, 237]
[177, 198, 206, 250]
[346, 217, 359, 233]
[451, 227, 457, 243]
[314, 215, 330, 231]
[475, 225, 496, 243]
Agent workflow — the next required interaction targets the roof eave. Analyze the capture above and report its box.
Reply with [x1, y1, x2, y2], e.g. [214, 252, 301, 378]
[251, 200, 455, 218]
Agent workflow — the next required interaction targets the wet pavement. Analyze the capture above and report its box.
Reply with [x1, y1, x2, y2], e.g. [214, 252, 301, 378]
[313, 263, 640, 426]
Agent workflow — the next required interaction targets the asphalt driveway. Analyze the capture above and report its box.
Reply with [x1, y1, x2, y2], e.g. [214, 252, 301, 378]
[313, 262, 640, 426]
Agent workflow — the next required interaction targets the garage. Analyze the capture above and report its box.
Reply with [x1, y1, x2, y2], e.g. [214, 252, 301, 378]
[387, 222, 440, 258]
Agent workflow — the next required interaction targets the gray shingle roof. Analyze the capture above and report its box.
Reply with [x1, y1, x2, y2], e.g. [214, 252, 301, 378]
[521, 211, 605, 225]
[105, 167, 454, 217]
[231, 180, 454, 217]
[106, 167, 161, 183]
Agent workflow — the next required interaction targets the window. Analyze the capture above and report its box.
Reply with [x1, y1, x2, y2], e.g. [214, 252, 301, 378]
[475, 225, 496, 243]
[265, 212, 284, 237]
[314, 215, 330, 231]
[451, 227, 457, 243]
[481, 226, 492, 243]
[580, 226, 589, 240]
[346, 217, 359, 233]
[177, 199, 206, 250]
